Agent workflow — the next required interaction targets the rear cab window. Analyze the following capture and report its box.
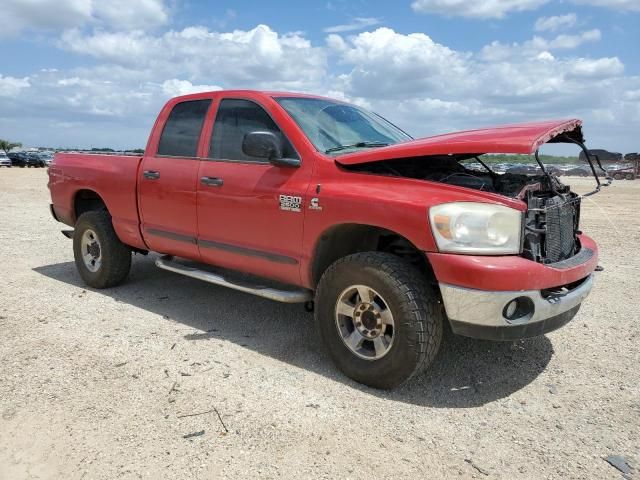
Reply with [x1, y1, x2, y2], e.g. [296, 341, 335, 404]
[157, 99, 212, 157]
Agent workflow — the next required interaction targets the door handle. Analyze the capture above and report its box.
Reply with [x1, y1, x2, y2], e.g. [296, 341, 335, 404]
[143, 170, 160, 180]
[201, 176, 223, 187]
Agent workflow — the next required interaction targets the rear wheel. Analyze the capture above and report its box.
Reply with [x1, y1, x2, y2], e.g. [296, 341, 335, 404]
[73, 211, 131, 288]
[315, 252, 443, 389]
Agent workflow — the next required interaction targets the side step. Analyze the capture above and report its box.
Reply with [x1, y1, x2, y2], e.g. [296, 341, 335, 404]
[155, 256, 313, 304]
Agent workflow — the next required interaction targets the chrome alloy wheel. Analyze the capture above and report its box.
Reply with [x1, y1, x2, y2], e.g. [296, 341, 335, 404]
[81, 229, 102, 273]
[335, 285, 395, 360]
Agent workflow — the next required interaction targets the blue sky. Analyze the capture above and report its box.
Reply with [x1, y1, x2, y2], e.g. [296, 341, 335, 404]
[1, 0, 639, 153]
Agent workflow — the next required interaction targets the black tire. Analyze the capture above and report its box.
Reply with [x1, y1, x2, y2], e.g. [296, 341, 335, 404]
[73, 211, 131, 288]
[315, 252, 443, 389]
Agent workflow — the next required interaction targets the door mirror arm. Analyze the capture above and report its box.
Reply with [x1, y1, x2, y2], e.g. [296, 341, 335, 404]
[269, 157, 301, 168]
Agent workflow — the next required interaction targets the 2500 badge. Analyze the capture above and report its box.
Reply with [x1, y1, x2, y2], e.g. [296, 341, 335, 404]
[279, 195, 302, 212]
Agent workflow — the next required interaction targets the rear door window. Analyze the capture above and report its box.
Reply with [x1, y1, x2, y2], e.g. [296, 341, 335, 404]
[209, 99, 297, 162]
[157, 99, 211, 157]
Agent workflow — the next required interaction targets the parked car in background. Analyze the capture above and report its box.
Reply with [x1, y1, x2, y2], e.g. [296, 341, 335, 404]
[25, 152, 46, 168]
[506, 165, 540, 175]
[40, 152, 54, 166]
[0, 152, 11, 167]
[8, 152, 28, 167]
[608, 165, 636, 180]
[566, 164, 609, 177]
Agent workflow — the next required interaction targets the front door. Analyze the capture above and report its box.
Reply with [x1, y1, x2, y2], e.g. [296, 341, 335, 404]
[138, 98, 211, 259]
[196, 98, 313, 286]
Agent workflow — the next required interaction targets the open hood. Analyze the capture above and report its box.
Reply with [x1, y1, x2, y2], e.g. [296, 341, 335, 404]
[335, 119, 583, 166]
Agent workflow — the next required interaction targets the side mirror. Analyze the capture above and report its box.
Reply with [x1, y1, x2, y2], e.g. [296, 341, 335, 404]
[242, 131, 300, 168]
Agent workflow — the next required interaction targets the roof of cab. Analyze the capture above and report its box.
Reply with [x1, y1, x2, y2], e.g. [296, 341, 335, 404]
[169, 89, 337, 103]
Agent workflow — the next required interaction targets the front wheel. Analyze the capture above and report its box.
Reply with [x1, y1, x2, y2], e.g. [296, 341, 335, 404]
[315, 252, 443, 389]
[73, 211, 132, 288]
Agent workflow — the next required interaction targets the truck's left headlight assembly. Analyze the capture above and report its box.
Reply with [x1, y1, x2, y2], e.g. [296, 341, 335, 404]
[429, 202, 523, 255]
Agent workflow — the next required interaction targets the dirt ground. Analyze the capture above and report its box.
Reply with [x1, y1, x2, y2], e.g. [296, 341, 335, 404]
[0, 169, 638, 479]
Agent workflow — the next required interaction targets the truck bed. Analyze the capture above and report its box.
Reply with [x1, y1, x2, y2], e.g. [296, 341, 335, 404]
[48, 153, 146, 250]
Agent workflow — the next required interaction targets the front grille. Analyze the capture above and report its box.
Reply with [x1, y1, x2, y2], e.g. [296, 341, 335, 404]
[544, 196, 577, 263]
[523, 192, 580, 264]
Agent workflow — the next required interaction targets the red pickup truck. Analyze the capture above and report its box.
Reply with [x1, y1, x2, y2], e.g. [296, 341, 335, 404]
[48, 90, 600, 388]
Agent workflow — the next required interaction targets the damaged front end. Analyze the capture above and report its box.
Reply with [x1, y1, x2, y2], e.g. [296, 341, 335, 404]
[339, 119, 610, 266]
[521, 176, 581, 264]
[517, 129, 610, 265]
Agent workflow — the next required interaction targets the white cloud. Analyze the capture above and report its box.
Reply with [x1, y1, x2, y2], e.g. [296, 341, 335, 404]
[60, 25, 326, 90]
[327, 28, 471, 98]
[1, 22, 639, 154]
[411, 0, 550, 19]
[326, 27, 639, 152]
[534, 13, 577, 32]
[323, 17, 381, 33]
[0, 24, 326, 148]
[480, 29, 601, 61]
[537, 51, 555, 61]
[161, 79, 223, 97]
[547, 29, 601, 48]
[91, 0, 167, 30]
[411, 0, 640, 18]
[0, 0, 91, 37]
[571, 0, 640, 11]
[568, 57, 624, 78]
[0, 75, 30, 96]
[0, 0, 167, 37]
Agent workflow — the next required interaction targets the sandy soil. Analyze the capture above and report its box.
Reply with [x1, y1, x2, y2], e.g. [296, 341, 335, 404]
[0, 169, 638, 479]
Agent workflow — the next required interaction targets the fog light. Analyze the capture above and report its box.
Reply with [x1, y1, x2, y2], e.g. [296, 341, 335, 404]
[503, 296, 535, 321]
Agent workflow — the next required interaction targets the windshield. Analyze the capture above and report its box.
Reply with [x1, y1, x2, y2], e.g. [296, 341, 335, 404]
[275, 97, 412, 155]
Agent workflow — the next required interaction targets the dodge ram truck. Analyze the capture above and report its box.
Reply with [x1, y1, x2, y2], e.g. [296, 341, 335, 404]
[48, 90, 604, 389]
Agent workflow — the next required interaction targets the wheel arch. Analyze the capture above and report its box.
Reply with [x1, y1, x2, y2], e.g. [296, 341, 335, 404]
[309, 223, 435, 289]
[73, 189, 108, 222]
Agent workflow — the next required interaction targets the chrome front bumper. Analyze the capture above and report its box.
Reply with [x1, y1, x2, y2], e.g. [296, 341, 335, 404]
[440, 274, 593, 340]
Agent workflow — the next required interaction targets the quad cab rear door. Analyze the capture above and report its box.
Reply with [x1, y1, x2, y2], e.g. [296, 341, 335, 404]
[138, 97, 212, 260]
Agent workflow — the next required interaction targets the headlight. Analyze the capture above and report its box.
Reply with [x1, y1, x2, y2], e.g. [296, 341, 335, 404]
[429, 202, 523, 254]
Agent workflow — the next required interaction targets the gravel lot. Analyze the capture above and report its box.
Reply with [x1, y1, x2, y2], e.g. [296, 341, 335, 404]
[0, 169, 638, 479]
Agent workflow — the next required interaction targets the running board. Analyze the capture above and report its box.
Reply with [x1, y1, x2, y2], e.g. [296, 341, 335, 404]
[155, 256, 313, 303]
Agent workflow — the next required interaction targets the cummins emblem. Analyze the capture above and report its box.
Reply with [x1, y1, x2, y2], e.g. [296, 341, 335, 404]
[309, 197, 323, 211]
[279, 194, 302, 212]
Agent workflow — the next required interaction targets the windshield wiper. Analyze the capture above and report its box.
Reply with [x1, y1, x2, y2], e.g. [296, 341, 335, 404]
[325, 142, 389, 154]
